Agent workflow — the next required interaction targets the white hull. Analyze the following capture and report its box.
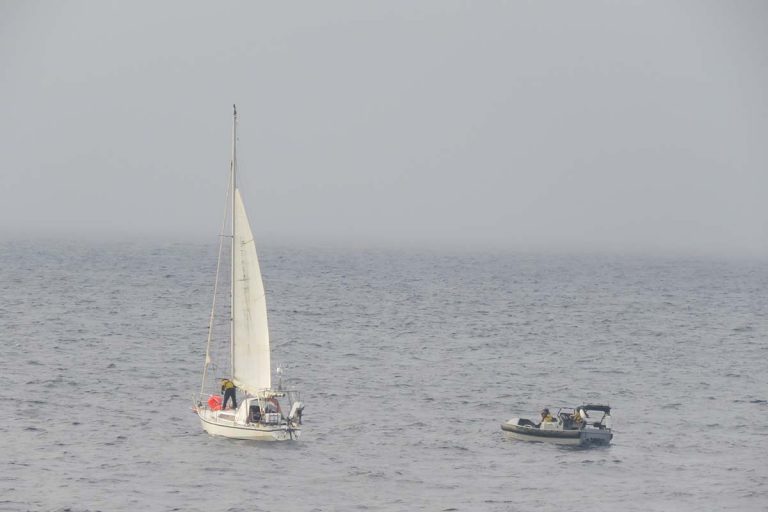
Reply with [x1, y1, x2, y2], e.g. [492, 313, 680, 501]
[197, 408, 299, 441]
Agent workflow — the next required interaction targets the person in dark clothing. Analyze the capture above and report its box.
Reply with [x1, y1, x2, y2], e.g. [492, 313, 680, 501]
[248, 404, 261, 423]
[221, 378, 237, 410]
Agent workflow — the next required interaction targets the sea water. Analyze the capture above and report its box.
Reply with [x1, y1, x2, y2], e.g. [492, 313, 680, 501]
[1, 239, 766, 511]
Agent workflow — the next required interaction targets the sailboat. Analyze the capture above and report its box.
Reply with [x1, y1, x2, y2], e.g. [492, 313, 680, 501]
[194, 105, 304, 441]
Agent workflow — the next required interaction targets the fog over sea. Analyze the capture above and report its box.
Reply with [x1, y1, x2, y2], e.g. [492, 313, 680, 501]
[1, 239, 766, 511]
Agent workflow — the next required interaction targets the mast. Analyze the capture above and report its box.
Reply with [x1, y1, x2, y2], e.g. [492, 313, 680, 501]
[230, 104, 237, 376]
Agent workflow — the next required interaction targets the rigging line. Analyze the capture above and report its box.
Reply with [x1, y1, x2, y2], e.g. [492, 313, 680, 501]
[200, 165, 233, 397]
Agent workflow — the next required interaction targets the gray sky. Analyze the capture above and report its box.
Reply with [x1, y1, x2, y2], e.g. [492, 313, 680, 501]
[1, 1, 766, 255]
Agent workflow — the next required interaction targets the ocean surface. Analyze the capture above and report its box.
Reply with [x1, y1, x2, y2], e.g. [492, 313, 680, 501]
[1, 239, 766, 511]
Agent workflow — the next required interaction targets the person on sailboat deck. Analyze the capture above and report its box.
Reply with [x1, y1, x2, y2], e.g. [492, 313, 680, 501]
[220, 378, 237, 410]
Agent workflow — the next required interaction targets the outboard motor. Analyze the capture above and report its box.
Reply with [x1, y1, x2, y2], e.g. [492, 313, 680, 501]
[288, 401, 304, 424]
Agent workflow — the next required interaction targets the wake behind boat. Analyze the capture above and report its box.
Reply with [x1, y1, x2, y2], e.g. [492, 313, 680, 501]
[193, 105, 304, 441]
[501, 405, 612, 446]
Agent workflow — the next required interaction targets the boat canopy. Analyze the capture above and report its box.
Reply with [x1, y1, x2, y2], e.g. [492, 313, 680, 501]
[577, 405, 611, 414]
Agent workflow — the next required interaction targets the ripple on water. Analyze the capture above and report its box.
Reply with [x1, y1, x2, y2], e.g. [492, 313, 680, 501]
[1, 241, 767, 510]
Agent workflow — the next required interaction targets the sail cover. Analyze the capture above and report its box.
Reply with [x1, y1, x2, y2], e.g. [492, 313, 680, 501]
[232, 188, 271, 393]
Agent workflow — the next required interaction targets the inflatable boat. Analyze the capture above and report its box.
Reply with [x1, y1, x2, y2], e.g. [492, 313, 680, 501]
[501, 405, 613, 446]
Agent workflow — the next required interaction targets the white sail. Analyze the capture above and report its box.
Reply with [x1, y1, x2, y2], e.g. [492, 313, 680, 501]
[232, 188, 271, 394]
